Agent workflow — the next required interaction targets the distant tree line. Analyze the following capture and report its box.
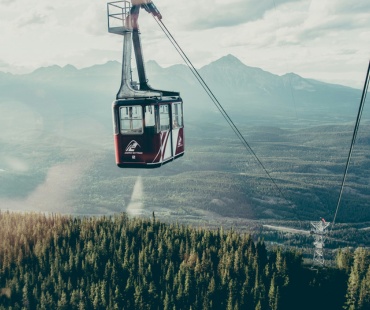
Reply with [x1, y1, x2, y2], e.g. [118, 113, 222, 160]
[0, 211, 369, 309]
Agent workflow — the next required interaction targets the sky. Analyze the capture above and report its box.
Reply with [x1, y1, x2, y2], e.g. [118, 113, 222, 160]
[0, 0, 369, 88]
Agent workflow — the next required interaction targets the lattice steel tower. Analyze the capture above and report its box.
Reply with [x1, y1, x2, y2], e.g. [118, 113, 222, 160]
[310, 219, 330, 266]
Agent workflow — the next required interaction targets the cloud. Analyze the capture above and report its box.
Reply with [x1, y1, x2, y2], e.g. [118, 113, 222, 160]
[297, 0, 370, 42]
[0, 59, 9, 69]
[0, 59, 33, 74]
[77, 2, 108, 36]
[18, 12, 47, 27]
[186, 0, 300, 29]
[330, 0, 370, 14]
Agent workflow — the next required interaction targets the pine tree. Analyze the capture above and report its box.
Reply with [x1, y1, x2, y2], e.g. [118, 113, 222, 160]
[358, 267, 370, 310]
[57, 291, 69, 310]
[22, 284, 31, 310]
[336, 248, 353, 273]
[344, 248, 370, 309]
[268, 274, 277, 310]
[255, 300, 262, 310]
[164, 292, 172, 310]
[70, 290, 80, 308]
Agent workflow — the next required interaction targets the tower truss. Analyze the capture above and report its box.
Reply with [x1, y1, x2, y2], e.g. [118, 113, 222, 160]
[310, 219, 330, 266]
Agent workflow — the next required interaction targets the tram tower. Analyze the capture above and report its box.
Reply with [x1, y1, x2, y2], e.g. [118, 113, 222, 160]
[310, 218, 330, 266]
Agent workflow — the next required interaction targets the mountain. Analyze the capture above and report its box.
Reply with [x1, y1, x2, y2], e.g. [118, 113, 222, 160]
[0, 54, 362, 127]
[145, 54, 362, 124]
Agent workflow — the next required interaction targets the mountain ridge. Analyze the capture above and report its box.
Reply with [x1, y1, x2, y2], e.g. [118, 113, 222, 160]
[2, 54, 359, 90]
[0, 54, 363, 127]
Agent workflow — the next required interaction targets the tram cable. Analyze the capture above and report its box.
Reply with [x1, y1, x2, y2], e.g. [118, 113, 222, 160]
[148, 13, 291, 205]
[330, 60, 370, 232]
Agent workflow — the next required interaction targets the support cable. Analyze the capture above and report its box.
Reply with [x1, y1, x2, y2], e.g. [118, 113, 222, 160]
[331, 60, 370, 231]
[149, 14, 290, 204]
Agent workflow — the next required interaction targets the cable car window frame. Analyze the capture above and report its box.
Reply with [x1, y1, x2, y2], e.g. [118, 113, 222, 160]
[112, 107, 119, 135]
[159, 104, 170, 131]
[144, 105, 159, 133]
[119, 105, 143, 135]
[172, 102, 183, 128]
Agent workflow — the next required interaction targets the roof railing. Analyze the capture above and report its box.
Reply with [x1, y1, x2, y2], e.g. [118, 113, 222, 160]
[107, 1, 132, 34]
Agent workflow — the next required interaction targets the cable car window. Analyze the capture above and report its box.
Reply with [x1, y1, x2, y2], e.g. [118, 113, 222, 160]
[172, 102, 183, 128]
[145, 105, 158, 133]
[159, 104, 170, 131]
[120, 106, 143, 134]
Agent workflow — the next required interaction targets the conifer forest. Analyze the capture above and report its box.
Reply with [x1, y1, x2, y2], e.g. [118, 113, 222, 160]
[0, 212, 369, 310]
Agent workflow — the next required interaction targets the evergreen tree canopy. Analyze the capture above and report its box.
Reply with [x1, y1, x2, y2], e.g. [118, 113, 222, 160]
[0, 211, 364, 310]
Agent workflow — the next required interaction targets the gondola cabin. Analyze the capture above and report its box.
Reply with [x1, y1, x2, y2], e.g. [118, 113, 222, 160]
[113, 98, 184, 168]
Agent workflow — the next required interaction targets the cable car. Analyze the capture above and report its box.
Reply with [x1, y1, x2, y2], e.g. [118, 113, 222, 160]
[112, 98, 184, 168]
[107, 1, 184, 168]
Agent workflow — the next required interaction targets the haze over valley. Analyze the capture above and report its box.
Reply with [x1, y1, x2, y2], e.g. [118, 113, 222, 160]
[1, 55, 369, 248]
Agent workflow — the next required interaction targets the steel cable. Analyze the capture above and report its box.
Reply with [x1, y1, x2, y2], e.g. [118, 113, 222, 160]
[330, 60, 370, 231]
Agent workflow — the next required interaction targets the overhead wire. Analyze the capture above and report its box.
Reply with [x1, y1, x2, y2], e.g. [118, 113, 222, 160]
[148, 13, 291, 205]
[330, 60, 370, 232]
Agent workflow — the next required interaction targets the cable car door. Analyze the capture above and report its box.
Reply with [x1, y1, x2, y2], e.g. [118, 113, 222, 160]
[159, 104, 172, 161]
[171, 102, 184, 157]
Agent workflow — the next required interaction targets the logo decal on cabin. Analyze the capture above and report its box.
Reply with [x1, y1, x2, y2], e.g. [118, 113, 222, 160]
[125, 140, 143, 154]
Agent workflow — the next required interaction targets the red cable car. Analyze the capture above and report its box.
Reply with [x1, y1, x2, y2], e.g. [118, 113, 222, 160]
[108, 1, 184, 168]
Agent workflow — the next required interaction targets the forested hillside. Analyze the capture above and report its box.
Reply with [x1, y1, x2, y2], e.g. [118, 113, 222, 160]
[0, 212, 369, 310]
